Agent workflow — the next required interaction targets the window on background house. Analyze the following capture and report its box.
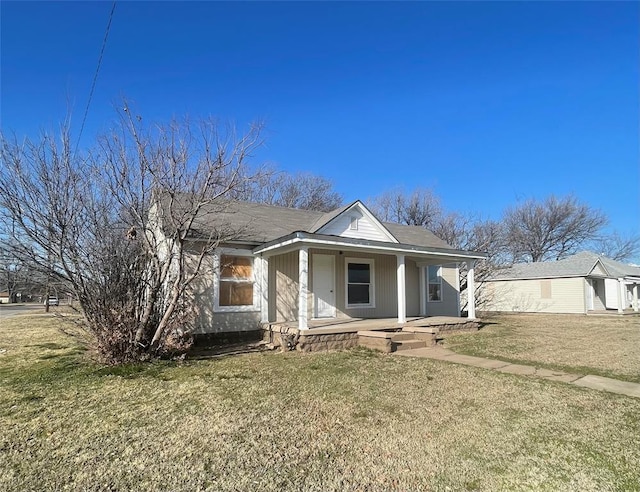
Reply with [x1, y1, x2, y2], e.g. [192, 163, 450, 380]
[540, 280, 552, 299]
[346, 259, 374, 307]
[427, 265, 442, 302]
[219, 254, 254, 307]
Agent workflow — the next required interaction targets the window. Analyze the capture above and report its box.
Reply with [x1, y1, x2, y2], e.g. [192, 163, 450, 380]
[349, 216, 359, 230]
[427, 265, 442, 302]
[346, 258, 374, 308]
[540, 280, 552, 299]
[217, 253, 256, 310]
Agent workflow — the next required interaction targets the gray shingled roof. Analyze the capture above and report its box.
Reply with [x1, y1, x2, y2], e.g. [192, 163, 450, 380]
[488, 251, 640, 280]
[384, 223, 452, 249]
[157, 194, 461, 251]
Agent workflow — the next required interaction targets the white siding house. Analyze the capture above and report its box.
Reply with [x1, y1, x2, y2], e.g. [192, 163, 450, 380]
[481, 252, 640, 315]
[156, 198, 486, 334]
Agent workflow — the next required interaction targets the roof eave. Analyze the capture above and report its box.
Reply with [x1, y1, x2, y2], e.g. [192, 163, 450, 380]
[253, 231, 487, 260]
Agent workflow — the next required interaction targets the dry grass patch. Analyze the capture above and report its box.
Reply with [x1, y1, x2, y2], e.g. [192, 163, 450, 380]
[445, 314, 640, 382]
[1, 315, 640, 491]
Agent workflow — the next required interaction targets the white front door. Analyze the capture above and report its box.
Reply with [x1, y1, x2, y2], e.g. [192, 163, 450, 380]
[313, 254, 335, 318]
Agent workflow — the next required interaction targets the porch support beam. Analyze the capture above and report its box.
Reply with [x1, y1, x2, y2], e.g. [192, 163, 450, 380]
[298, 247, 309, 330]
[397, 254, 406, 324]
[467, 260, 476, 319]
[633, 284, 639, 312]
[260, 256, 269, 323]
[617, 278, 625, 313]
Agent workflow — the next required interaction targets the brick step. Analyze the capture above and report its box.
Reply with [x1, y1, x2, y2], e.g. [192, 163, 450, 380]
[390, 333, 417, 342]
[393, 339, 427, 351]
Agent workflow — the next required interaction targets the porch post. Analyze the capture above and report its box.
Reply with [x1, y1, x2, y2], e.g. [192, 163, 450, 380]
[260, 256, 269, 324]
[467, 260, 476, 319]
[298, 247, 309, 330]
[617, 278, 625, 313]
[397, 254, 406, 324]
[633, 284, 639, 312]
[455, 263, 461, 316]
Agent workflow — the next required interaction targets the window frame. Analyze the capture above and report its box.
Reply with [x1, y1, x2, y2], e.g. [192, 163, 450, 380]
[213, 248, 260, 312]
[427, 265, 443, 303]
[345, 257, 375, 309]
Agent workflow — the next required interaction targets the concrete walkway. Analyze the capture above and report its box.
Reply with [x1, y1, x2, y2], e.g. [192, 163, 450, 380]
[396, 346, 640, 399]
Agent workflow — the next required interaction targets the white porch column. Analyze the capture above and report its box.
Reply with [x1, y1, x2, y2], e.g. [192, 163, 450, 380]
[397, 254, 406, 324]
[617, 278, 625, 314]
[455, 263, 461, 316]
[298, 247, 309, 330]
[260, 256, 269, 323]
[467, 260, 476, 319]
[419, 266, 426, 316]
[633, 284, 639, 312]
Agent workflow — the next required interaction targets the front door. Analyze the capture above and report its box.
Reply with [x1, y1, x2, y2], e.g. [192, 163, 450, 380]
[313, 254, 336, 318]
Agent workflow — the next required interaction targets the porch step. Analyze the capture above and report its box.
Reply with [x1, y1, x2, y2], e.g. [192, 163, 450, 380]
[390, 333, 418, 342]
[393, 339, 427, 351]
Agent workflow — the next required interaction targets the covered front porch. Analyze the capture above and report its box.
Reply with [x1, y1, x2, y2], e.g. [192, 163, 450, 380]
[254, 231, 485, 332]
[587, 276, 640, 313]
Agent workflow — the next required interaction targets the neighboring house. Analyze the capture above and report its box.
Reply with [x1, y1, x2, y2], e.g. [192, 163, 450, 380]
[0, 291, 9, 304]
[153, 198, 486, 334]
[481, 252, 640, 315]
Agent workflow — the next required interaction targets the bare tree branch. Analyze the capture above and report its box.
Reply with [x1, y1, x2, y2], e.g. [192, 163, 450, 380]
[0, 106, 266, 363]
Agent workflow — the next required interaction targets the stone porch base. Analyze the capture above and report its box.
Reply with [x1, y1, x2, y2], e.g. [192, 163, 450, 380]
[262, 317, 480, 353]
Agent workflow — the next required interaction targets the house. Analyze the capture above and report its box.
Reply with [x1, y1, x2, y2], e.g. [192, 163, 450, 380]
[153, 198, 486, 343]
[0, 291, 10, 304]
[480, 252, 640, 314]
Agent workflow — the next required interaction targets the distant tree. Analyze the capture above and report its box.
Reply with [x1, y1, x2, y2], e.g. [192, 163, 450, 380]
[0, 106, 265, 363]
[503, 195, 607, 262]
[369, 188, 441, 227]
[239, 168, 343, 212]
[591, 232, 640, 263]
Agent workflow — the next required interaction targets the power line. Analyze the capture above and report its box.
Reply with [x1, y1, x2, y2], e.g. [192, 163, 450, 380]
[75, 1, 117, 154]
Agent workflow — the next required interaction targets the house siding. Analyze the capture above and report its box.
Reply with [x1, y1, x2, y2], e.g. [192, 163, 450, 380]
[316, 210, 392, 242]
[188, 245, 264, 333]
[483, 277, 586, 314]
[425, 263, 460, 316]
[590, 278, 606, 310]
[270, 251, 299, 322]
[405, 259, 420, 317]
[307, 249, 399, 318]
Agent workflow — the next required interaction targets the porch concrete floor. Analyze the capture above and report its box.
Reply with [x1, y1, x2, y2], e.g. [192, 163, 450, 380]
[267, 316, 476, 336]
[587, 309, 640, 316]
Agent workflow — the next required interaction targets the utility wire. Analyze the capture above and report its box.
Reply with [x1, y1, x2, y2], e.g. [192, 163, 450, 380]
[75, 1, 117, 154]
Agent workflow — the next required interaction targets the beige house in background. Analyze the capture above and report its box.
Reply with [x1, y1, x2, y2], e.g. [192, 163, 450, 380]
[481, 252, 640, 315]
[155, 199, 486, 334]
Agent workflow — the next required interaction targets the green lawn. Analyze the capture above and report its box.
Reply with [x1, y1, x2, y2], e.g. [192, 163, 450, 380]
[1, 315, 640, 491]
[445, 313, 640, 383]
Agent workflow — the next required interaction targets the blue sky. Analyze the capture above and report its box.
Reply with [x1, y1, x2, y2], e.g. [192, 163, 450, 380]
[2, 1, 638, 240]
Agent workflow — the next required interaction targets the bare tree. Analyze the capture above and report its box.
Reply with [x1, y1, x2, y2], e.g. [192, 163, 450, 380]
[503, 195, 608, 262]
[369, 188, 441, 227]
[239, 168, 343, 212]
[0, 107, 264, 363]
[591, 232, 640, 262]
